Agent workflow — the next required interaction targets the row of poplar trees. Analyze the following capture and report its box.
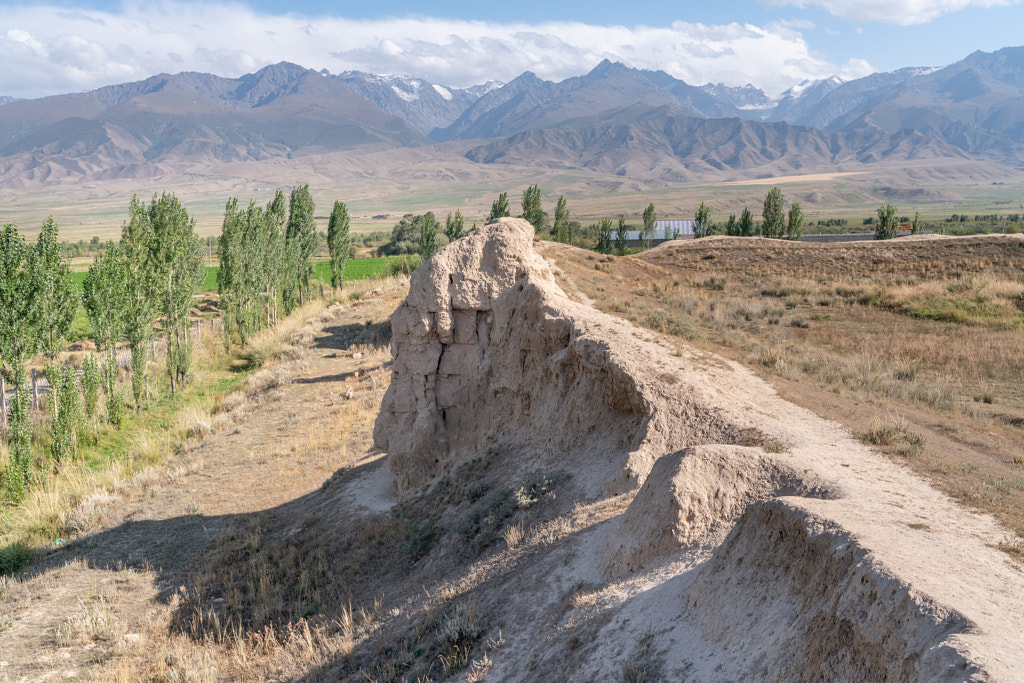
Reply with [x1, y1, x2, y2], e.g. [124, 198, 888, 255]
[488, 185, 577, 244]
[1, 193, 205, 501]
[217, 185, 351, 347]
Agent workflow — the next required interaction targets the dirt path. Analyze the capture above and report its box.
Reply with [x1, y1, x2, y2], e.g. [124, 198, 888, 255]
[0, 289, 401, 682]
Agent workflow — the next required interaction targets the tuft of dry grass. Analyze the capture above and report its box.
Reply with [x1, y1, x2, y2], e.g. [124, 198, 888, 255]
[53, 596, 124, 647]
[502, 521, 525, 549]
[60, 489, 118, 535]
[861, 413, 926, 457]
[181, 405, 214, 441]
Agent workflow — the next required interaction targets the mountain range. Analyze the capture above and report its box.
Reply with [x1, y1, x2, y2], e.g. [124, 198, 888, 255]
[2, 46, 1024, 188]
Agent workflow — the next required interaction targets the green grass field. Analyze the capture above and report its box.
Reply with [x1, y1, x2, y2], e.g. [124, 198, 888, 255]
[71, 256, 401, 294]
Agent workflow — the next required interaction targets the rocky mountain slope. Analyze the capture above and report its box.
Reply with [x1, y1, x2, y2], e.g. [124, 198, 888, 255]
[772, 47, 1024, 162]
[0, 62, 429, 186]
[4, 46, 1024, 188]
[336, 71, 501, 134]
[432, 50, 1024, 165]
[462, 103, 968, 179]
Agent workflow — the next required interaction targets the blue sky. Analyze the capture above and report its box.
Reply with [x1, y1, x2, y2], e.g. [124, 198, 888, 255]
[0, 0, 1021, 99]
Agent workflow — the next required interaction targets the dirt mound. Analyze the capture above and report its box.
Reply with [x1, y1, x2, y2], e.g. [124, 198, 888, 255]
[374, 217, 773, 496]
[600, 444, 840, 577]
[686, 500, 983, 681]
[374, 220, 1024, 681]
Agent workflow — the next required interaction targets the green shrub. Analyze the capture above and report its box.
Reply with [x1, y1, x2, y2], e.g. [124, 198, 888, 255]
[0, 540, 34, 576]
[3, 388, 33, 502]
[385, 254, 423, 277]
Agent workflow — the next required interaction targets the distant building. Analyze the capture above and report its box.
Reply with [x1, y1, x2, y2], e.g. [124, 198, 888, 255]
[610, 220, 695, 246]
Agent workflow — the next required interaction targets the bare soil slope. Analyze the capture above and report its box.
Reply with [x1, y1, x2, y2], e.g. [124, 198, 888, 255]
[373, 219, 1024, 681]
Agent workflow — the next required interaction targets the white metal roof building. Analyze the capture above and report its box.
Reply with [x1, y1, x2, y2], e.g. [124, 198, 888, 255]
[610, 220, 695, 241]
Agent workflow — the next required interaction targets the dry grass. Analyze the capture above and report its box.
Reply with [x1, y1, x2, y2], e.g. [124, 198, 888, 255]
[543, 235, 1024, 540]
[861, 412, 926, 458]
[128, 443, 577, 681]
[53, 595, 124, 647]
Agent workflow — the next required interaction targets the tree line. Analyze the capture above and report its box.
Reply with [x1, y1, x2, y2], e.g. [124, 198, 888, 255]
[1, 184, 359, 503]
[216, 186, 352, 348]
[1, 193, 205, 501]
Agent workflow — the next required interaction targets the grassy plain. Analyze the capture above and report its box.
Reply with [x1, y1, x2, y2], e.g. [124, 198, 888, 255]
[5, 149, 1024, 242]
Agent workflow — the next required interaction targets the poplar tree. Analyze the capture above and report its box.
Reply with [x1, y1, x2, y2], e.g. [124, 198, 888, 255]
[725, 215, 739, 236]
[615, 215, 628, 255]
[488, 191, 510, 220]
[597, 219, 613, 254]
[786, 202, 804, 241]
[121, 196, 159, 408]
[264, 190, 287, 326]
[83, 243, 128, 357]
[219, 199, 268, 345]
[739, 207, 755, 236]
[83, 242, 130, 418]
[762, 186, 785, 239]
[0, 224, 40, 499]
[444, 209, 465, 243]
[0, 220, 77, 497]
[283, 185, 317, 312]
[147, 193, 204, 394]
[553, 196, 569, 243]
[217, 198, 240, 346]
[418, 212, 438, 257]
[520, 185, 547, 229]
[34, 217, 77, 359]
[694, 202, 713, 239]
[641, 202, 656, 248]
[327, 200, 351, 289]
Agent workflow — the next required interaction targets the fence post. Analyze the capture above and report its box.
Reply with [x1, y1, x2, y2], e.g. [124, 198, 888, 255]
[0, 374, 7, 432]
[31, 368, 39, 410]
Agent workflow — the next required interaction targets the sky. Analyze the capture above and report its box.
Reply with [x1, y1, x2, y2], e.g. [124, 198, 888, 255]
[0, 0, 1022, 99]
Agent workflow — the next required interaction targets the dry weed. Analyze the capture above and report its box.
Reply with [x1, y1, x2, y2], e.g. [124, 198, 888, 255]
[60, 489, 118, 534]
[53, 596, 123, 647]
[218, 391, 246, 414]
[181, 405, 213, 440]
[861, 412, 925, 457]
[502, 521, 525, 549]
[245, 366, 288, 399]
[466, 653, 493, 682]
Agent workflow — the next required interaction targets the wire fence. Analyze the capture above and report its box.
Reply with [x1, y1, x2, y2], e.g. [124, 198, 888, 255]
[0, 318, 223, 428]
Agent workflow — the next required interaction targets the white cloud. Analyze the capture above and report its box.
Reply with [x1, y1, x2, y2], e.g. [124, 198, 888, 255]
[764, 0, 1017, 25]
[0, 2, 862, 99]
[839, 58, 874, 80]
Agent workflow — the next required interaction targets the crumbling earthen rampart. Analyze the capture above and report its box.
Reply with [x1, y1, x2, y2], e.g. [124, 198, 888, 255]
[373, 218, 1024, 681]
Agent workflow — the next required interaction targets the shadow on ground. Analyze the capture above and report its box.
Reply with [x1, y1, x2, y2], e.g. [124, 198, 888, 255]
[14, 448, 598, 681]
[315, 321, 391, 352]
